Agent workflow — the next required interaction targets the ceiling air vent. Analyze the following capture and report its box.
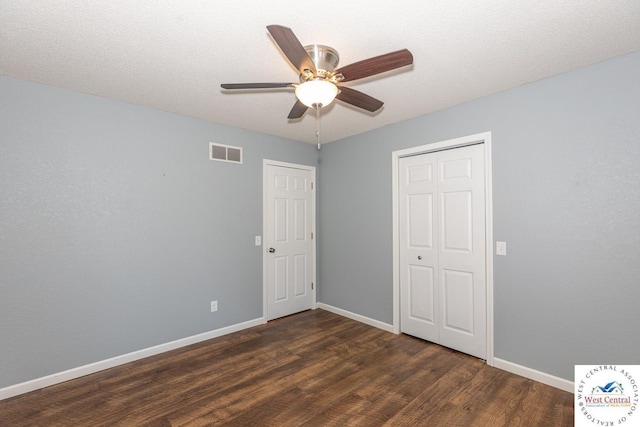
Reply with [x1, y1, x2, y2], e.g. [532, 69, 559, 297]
[209, 142, 243, 164]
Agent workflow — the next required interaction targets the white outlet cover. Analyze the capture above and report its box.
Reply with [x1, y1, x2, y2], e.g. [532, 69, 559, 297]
[255, 236, 262, 246]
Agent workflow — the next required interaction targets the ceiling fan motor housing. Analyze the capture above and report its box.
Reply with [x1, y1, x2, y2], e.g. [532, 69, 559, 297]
[303, 45, 339, 79]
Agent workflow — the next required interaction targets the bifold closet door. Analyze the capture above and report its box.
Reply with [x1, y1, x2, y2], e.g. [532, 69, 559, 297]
[399, 144, 486, 359]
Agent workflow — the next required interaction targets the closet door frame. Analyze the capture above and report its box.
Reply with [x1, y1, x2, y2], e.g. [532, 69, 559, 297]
[391, 131, 494, 366]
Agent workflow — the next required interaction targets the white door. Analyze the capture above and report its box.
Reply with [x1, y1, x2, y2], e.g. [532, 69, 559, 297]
[399, 144, 486, 359]
[265, 163, 315, 321]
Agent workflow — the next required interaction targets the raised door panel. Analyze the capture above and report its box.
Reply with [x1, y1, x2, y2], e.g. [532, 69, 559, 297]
[274, 256, 288, 302]
[293, 253, 306, 297]
[408, 265, 436, 324]
[442, 269, 474, 335]
[408, 194, 433, 249]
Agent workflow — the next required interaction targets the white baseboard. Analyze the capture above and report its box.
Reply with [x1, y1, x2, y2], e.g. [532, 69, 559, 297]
[1, 312, 574, 401]
[317, 305, 573, 394]
[493, 358, 574, 393]
[317, 303, 395, 333]
[0, 317, 265, 401]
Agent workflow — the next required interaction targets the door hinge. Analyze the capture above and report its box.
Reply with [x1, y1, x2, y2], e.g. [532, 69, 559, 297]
[311, 232, 314, 239]
[311, 182, 314, 190]
[311, 282, 314, 290]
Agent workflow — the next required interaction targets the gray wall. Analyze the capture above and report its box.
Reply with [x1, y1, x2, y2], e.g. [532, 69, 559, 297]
[318, 51, 640, 381]
[0, 76, 318, 388]
[2, 50, 639, 391]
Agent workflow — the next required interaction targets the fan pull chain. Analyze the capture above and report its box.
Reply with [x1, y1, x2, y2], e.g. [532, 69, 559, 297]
[315, 104, 321, 150]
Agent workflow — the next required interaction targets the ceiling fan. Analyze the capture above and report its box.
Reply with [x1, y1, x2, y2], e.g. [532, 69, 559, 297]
[221, 25, 414, 121]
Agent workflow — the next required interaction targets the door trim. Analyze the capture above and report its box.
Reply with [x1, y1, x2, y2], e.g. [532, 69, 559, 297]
[391, 132, 494, 366]
[262, 159, 317, 322]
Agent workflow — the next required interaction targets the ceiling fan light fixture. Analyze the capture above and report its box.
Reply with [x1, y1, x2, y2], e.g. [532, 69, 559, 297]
[295, 79, 338, 108]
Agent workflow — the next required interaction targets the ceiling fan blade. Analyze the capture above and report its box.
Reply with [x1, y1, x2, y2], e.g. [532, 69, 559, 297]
[267, 25, 317, 76]
[336, 86, 384, 112]
[288, 100, 309, 119]
[334, 49, 413, 82]
[221, 83, 294, 89]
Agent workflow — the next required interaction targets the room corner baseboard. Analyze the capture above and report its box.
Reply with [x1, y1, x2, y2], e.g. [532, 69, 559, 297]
[493, 358, 574, 393]
[2, 313, 573, 402]
[317, 303, 395, 333]
[317, 304, 573, 394]
[0, 317, 265, 401]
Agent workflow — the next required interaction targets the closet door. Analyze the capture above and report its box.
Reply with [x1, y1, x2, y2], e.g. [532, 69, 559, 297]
[399, 153, 439, 343]
[399, 144, 486, 359]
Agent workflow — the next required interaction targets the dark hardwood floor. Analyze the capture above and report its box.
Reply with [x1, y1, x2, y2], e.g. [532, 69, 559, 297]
[0, 309, 574, 426]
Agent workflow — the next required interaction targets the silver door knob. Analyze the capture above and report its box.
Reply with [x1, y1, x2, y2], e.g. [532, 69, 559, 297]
[417, 255, 422, 260]
[269, 248, 276, 253]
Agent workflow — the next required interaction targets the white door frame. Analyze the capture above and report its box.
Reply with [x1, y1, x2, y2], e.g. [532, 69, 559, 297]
[262, 159, 317, 322]
[391, 132, 494, 365]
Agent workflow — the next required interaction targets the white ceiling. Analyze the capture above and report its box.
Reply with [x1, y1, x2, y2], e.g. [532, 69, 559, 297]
[2, 1, 640, 144]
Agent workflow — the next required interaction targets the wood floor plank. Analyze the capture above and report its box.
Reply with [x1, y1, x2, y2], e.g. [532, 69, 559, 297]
[0, 309, 574, 426]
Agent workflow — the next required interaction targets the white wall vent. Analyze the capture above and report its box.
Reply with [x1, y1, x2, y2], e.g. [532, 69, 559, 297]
[209, 142, 243, 164]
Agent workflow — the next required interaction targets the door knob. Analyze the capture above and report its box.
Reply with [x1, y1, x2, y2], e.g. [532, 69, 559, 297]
[269, 247, 276, 253]
[417, 255, 422, 260]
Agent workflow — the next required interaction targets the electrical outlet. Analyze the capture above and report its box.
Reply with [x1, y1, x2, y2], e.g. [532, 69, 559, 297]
[210, 300, 218, 312]
[255, 236, 262, 246]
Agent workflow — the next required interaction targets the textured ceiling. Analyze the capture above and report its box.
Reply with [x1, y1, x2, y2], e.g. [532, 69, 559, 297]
[2, 1, 640, 144]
